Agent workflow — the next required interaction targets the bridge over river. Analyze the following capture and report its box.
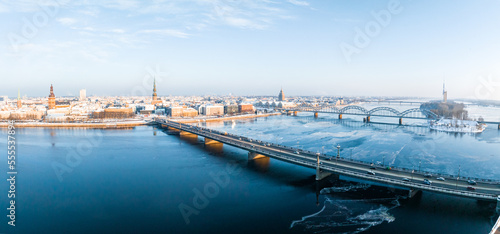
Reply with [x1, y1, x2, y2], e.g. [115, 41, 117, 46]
[278, 105, 500, 128]
[155, 118, 500, 209]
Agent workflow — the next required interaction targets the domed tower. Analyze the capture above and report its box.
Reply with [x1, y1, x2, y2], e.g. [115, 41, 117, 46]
[48, 84, 56, 109]
[278, 88, 285, 101]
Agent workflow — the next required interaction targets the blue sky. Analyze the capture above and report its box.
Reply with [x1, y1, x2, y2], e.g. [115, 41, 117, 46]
[1, 0, 500, 100]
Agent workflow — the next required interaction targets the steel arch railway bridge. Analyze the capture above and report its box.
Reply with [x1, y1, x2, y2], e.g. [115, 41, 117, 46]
[279, 105, 500, 128]
[278, 105, 438, 125]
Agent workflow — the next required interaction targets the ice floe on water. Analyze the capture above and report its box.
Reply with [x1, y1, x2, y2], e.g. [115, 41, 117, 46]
[320, 184, 371, 194]
[290, 194, 400, 233]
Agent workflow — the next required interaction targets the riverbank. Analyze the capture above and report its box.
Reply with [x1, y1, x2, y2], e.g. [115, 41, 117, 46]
[0, 120, 148, 129]
[172, 112, 282, 124]
[0, 113, 282, 128]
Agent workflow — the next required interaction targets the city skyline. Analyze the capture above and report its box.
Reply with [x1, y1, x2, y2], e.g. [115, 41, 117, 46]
[1, 0, 500, 99]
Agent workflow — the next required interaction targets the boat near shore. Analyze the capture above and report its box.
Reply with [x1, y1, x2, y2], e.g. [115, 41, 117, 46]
[429, 118, 486, 133]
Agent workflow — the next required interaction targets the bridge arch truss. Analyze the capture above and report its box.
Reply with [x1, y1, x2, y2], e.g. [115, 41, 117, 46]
[400, 108, 438, 119]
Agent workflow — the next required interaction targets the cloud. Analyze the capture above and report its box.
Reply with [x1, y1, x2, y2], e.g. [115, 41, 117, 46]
[0, 2, 8, 12]
[110, 29, 125, 34]
[288, 0, 309, 7]
[334, 18, 362, 23]
[224, 17, 266, 29]
[100, 0, 140, 10]
[57, 17, 77, 25]
[202, 0, 286, 30]
[137, 29, 190, 38]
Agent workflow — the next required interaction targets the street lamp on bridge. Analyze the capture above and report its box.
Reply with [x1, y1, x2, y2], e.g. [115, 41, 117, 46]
[337, 144, 340, 159]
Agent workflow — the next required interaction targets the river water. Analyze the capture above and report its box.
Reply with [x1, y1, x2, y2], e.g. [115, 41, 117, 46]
[1, 103, 499, 233]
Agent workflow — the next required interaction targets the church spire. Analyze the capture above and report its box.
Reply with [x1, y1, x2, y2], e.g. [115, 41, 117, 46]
[49, 84, 55, 97]
[152, 77, 158, 104]
[48, 84, 56, 109]
[17, 89, 22, 108]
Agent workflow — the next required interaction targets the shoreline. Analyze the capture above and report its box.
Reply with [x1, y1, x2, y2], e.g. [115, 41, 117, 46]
[0, 113, 282, 128]
[170, 112, 282, 124]
[0, 120, 148, 129]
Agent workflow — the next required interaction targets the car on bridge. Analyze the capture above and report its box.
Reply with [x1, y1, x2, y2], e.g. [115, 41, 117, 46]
[424, 174, 432, 178]
[436, 177, 445, 181]
[367, 171, 376, 176]
[467, 180, 477, 185]
[467, 186, 476, 191]
[402, 178, 410, 182]
[423, 179, 432, 185]
[295, 151, 300, 155]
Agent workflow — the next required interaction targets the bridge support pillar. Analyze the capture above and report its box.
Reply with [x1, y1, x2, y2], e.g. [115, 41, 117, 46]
[166, 126, 180, 135]
[180, 131, 196, 136]
[339, 114, 342, 119]
[314, 112, 318, 118]
[408, 189, 421, 198]
[204, 138, 222, 145]
[316, 155, 332, 181]
[399, 118, 403, 125]
[248, 152, 267, 160]
[366, 116, 371, 122]
[498, 124, 500, 130]
[496, 196, 500, 214]
[287, 111, 291, 116]
[293, 111, 298, 116]
[316, 167, 332, 181]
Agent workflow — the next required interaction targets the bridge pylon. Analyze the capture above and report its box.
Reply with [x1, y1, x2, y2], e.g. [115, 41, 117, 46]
[166, 126, 181, 135]
[204, 138, 222, 145]
[248, 152, 267, 160]
[408, 189, 421, 198]
[314, 112, 318, 118]
[315, 154, 332, 181]
[496, 196, 500, 214]
[180, 131, 197, 136]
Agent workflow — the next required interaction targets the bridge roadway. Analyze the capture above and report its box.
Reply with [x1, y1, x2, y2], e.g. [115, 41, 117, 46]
[157, 119, 500, 202]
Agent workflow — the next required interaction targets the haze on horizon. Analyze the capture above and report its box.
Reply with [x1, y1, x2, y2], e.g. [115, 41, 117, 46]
[1, 0, 500, 100]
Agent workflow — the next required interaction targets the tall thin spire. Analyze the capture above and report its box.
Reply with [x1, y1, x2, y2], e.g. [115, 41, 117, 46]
[442, 80, 448, 103]
[48, 84, 56, 109]
[17, 89, 22, 108]
[152, 77, 158, 104]
[49, 84, 55, 97]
